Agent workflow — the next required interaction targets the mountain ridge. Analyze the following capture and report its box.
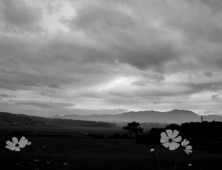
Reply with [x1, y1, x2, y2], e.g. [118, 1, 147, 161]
[54, 109, 222, 124]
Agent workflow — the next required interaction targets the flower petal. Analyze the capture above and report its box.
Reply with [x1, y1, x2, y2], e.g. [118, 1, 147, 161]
[181, 139, 186, 146]
[185, 140, 189, 146]
[15, 147, 20, 152]
[6, 145, 16, 151]
[19, 143, 26, 148]
[186, 149, 192, 153]
[187, 150, 192, 153]
[186, 145, 192, 150]
[19, 137, 26, 144]
[166, 130, 173, 138]
[162, 142, 170, 148]
[173, 136, 182, 142]
[169, 142, 180, 150]
[19, 137, 27, 148]
[160, 137, 168, 143]
[185, 150, 190, 154]
[174, 142, 180, 149]
[24, 139, 29, 145]
[160, 132, 168, 139]
[172, 130, 179, 138]
[12, 137, 18, 144]
[6, 141, 14, 146]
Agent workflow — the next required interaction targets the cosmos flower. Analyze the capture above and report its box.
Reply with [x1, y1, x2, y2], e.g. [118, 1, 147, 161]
[6, 137, 27, 151]
[160, 129, 182, 150]
[181, 139, 192, 154]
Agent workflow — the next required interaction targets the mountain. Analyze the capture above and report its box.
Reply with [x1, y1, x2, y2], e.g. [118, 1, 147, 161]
[0, 112, 116, 127]
[54, 109, 222, 124]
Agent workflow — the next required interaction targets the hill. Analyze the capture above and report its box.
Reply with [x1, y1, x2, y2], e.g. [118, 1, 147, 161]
[54, 109, 222, 124]
[0, 112, 115, 128]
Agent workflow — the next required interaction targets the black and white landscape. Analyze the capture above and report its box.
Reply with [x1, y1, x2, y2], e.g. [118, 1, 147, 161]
[1, 0, 222, 169]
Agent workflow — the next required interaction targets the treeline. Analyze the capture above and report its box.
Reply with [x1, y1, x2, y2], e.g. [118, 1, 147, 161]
[0, 112, 36, 125]
[137, 121, 222, 144]
[0, 112, 116, 128]
[44, 118, 116, 127]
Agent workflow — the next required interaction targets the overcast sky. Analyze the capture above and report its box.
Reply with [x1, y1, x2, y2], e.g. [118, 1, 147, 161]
[0, 0, 222, 117]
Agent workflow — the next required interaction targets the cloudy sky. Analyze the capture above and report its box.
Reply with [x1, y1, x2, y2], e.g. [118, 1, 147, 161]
[0, 0, 222, 117]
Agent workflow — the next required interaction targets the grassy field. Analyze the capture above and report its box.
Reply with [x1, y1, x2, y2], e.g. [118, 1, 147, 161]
[0, 125, 222, 170]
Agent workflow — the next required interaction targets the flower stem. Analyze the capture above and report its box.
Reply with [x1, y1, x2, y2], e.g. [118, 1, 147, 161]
[155, 153, 162, 170]
[173, 149, 181, 170]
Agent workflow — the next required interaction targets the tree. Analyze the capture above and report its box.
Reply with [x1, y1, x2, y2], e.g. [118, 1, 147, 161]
[123, 121, 143, 137]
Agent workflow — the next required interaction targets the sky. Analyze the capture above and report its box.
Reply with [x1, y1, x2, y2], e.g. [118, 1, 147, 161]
[0, 0, 222, 117]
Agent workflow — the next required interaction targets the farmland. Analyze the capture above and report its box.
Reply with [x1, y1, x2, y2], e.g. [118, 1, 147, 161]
[0, 125, 222, 170]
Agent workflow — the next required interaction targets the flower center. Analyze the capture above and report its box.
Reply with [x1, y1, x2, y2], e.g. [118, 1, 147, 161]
[15, 144, 19, 147]
[169, 138, 173, 143]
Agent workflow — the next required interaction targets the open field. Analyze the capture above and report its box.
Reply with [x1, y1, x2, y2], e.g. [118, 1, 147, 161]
[0, 126, 222, 170]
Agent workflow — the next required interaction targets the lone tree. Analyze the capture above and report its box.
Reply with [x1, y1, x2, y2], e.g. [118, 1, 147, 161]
[123, 121, 143, 137]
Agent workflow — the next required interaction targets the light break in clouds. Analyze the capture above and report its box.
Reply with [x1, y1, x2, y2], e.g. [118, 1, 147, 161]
[0, 0, 222, 117]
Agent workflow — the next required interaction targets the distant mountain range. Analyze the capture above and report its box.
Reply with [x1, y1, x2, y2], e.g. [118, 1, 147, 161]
[1, 110, 221, 127]
[53, 109, 222, 124]
[0, 112, 115, 127]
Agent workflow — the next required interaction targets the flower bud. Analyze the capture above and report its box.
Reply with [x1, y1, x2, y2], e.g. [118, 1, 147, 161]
[150, 148, 155, 153]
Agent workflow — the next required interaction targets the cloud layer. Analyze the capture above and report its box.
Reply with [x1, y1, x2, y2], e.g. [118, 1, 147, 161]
[0, 0, 222, 116]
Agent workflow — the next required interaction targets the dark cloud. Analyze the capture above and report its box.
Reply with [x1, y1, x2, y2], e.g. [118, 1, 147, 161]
[185, 82, 222, 93]
[204, 71, 213, 77]
[0, 0, 43, 33]
[64, 3, 136, 34]
[63, 2, 180, 71]
[211, 94, 219, 100]
[200, 0, 222, 11]
[0, 67, 63, 90]
[0, 94, 16, 98]
[13, 100, 75, 109]
[112, 42, 178, 70]
[0, 0, 222, 115]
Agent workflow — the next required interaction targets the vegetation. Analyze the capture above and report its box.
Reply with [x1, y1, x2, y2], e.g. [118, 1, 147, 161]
[0, 124, 222, 170]
[0, 112, 116, 127]
[1, 112, 222, 169]
[123, 121, 143, 137]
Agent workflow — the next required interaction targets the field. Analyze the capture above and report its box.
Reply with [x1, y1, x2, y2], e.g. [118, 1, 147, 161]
[0, 125, 222, 170]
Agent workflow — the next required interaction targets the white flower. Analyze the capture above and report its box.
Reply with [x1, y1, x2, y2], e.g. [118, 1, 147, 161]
[160, 129, 182, 150]
[181, 139, 192, 154]
[6, 137, 27, 151]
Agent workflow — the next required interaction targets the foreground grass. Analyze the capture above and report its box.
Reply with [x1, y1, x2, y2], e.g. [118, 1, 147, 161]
[0, 126, 222, 170]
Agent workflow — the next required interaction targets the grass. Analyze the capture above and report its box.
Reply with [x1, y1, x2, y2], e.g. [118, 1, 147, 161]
[0, 126, 222, 170]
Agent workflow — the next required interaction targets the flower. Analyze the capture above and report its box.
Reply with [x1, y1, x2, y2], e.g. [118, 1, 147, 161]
[150, 148, 155, 153]
[181, 139, 192, 154]
[160, 129, 182, 150]
[6, 137, 27, 151]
